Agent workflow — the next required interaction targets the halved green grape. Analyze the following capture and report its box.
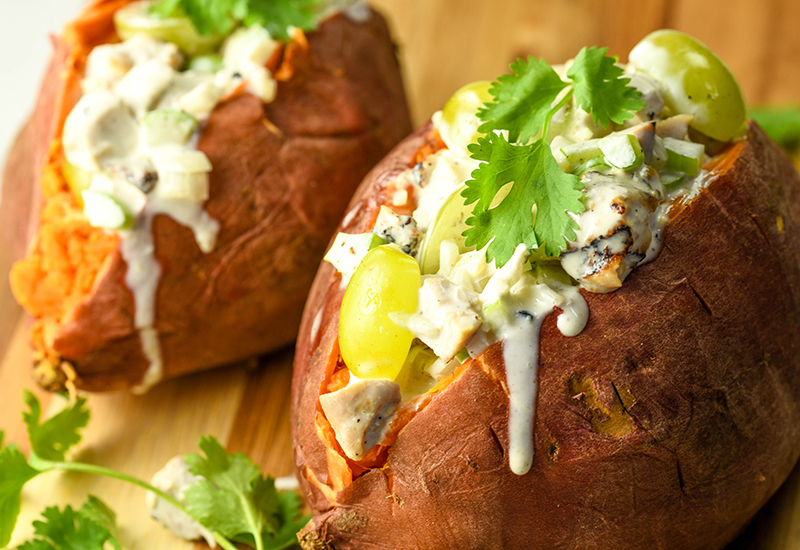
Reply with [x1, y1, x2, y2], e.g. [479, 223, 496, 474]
[439, 81, 493, 152]
[114, 1, 223, 55]
[62, 161, 94, 207]
[629, 29, 746, 142]
[418, 185, 472, 274]
[339, 245, 421, 380]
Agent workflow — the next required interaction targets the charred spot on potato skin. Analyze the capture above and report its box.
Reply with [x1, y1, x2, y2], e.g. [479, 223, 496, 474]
[569, 376, 636, 438]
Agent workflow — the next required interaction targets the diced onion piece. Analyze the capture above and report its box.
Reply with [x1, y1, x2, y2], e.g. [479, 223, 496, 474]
[82, 190, 133, 229]
[599, 133, 645, 170]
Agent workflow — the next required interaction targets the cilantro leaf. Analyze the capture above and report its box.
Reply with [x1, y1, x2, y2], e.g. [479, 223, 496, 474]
[23, 390, 89, 463]
[463, 133, 584, 265]
[150, 0, 321, 40]
[241, 0, 320, 40]
[184, 436, 281, 546]
[261, 490, 311, 550]
[0, 447, 40, 547]
[78, 496, 122, 550]
[478, 57, 569, 143]
[566, 46, 645, 127]
[16, 501, 120, 550]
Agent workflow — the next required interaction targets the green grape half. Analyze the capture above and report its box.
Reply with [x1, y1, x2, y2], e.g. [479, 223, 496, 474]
[439, 81, 493, 152]
[628, 30, 746, 142]
[418, 185, 472, 275]
[114, 1, 223, 55]
[339, 245, 420, 380]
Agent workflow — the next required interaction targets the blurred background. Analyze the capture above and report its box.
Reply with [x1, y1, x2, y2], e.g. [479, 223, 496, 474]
[3, 0, 800, 163]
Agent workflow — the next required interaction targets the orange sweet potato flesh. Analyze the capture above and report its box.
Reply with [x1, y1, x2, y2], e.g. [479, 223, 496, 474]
[3, 1, 412, 391]
[291, 121, 800, 549]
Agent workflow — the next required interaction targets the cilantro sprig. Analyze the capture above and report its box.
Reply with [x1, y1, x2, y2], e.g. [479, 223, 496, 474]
[18, 497, 121, 550]
[463, 46, 646, 267]
[3, 391, 308, 550]
[150, 0, 321, 40]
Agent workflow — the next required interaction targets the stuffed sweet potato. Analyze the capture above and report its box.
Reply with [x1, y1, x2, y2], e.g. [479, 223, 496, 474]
[4, 0, 412, 392]
[291, 31, 800, 549]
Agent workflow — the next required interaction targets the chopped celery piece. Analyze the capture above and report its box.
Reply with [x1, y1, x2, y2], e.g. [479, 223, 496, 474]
[660, 170, 687, 192]
[560, 139, 602, 164]
[455, 348, 471, 363]
[663, 137, 704, 176]
[599, 134, 644, 170]
[142, 109, 198, 147]
[81, 190, 133, 230]
[188, 54, 224, 73]
[571, 156, 611, 176]
[324, 232, 386, 279]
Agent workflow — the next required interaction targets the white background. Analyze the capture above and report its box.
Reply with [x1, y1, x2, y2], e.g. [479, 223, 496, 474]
[0, 0, 85, 175]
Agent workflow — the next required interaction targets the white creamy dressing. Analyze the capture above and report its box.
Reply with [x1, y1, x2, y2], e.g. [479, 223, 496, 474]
[62, 19, 282, 391]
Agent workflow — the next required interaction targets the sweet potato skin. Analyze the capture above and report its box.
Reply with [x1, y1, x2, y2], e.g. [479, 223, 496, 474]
[5, 5, 412, 390]
[291, 122, 800, 549]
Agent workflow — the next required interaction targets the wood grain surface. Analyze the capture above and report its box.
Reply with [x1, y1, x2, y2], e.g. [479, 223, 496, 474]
[2, 0, 800, 548]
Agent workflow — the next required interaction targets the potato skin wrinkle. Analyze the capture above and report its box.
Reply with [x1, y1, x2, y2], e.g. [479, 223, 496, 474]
[4, 0, 413, 391]
[291, 122, 800, 550]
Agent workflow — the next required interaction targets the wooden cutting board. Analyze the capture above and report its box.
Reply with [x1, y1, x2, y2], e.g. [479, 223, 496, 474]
[3, 0, 800, 548]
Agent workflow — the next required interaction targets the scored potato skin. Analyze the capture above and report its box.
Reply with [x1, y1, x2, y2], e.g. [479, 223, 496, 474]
[291, 122, 800, 550]
[6, 5, 412, 391]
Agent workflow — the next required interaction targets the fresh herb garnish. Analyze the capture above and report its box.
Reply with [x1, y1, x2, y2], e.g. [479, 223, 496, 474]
[2, 392, 308, 550]
[749, 105, 800, 152]
[150, 0, 321, 40]
[17, 497, 121, 550]
[463, 47, 646, 267]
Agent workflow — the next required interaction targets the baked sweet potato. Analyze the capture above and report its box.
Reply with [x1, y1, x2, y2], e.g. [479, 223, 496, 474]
[4, 0, 412, 391]
[292, 114, 800, 548]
